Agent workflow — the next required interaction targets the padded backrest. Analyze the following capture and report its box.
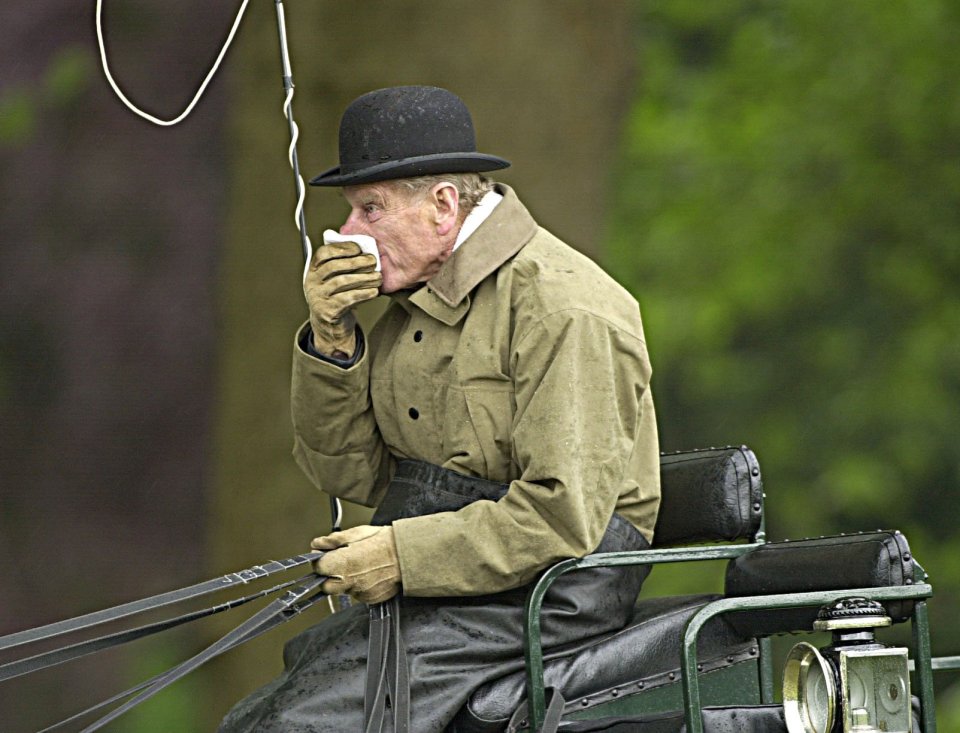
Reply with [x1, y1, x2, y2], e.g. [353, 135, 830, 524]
[653, 446, 764, 547]
[724, 530, 917, 636]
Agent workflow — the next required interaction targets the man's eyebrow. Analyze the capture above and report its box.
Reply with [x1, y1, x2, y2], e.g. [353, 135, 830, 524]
[344, 189, 387, 207]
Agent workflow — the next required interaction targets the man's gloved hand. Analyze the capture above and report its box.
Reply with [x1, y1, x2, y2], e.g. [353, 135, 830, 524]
[311, 525, 401, 605]
[304, 241, 381, 358]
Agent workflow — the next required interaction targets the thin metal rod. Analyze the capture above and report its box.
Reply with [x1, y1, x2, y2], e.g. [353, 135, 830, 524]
[272, 0, 344, 540]
[758, 636, 775, 704]
[912, 601, 938, 733]
[274, 0, 312, 278]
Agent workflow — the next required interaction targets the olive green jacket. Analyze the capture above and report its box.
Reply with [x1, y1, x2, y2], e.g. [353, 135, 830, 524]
[291, 185, 660, 596]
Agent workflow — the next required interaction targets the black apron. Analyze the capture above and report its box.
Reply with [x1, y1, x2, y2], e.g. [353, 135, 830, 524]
[217, 461, 650, 733]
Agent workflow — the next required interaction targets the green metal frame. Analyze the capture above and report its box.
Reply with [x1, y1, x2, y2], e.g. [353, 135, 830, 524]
[679, 584, 935, 733]
[522, 544, 763, 730]
[522, 552, 936, 732]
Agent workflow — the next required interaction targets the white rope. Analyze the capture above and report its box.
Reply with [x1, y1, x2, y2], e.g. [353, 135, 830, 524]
[284, 86, 314, 283]
[96, 0, 344, 572]
[95, 0, 250, 126]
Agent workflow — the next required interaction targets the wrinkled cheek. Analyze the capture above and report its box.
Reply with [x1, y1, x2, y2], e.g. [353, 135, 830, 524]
[377, 256, 400, 292]
[380, 249, 404, 277]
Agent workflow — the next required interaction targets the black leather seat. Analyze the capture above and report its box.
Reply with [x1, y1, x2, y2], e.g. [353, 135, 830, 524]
[452, 595, 760, 732]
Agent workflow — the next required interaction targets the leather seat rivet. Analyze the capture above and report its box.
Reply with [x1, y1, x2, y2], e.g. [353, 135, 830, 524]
[611, 688, 619, 697]
[581, 699, 590, 706]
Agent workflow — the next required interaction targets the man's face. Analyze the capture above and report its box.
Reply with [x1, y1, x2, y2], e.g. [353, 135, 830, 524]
[339, 182, 457, 294]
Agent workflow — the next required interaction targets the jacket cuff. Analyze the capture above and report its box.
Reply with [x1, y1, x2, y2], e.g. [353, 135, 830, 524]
[298, 324, 365, 368]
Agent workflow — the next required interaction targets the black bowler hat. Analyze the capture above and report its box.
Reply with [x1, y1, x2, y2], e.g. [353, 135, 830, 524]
[309, 86, 510, 187]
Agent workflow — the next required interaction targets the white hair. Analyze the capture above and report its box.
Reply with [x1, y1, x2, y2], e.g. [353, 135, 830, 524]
[393, 173, 494, 219]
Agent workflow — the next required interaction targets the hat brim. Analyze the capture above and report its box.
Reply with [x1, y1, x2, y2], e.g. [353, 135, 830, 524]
[309, 152, 510, 187]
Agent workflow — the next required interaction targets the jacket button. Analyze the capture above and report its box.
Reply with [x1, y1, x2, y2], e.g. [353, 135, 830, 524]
[408, 407, 420, 420]
[413, 330, 423, 342]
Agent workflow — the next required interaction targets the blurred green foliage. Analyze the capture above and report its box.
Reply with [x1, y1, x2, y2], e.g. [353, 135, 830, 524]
[607, 0, 960, 722]
[0, 45, 91, 149]
[44, 46, 94, 107]
[0, 88, 35, 147]
[123, 638, 201, 733]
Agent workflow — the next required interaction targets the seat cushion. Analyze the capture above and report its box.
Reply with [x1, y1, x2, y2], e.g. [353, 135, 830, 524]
[654, 446, 763, 546]
[724, 530, 917, 637]
[453, 594, 758, 732]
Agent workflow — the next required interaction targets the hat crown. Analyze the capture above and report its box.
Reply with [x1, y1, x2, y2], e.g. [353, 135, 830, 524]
[310, 85, 509, 187]
[338, 86, 477, 173]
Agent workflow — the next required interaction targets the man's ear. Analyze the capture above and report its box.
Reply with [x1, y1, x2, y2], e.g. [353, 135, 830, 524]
[431, 182, 460, 236]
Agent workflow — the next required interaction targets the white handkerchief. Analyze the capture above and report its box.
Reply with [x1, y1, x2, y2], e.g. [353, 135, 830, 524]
[322, 229, 381, 272]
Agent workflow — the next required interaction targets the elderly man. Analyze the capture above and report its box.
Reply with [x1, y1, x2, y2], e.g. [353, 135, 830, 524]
[219, 86, 660, 732]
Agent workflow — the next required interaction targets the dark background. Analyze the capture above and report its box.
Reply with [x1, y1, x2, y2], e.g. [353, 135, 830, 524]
[1, 1, 958, 730]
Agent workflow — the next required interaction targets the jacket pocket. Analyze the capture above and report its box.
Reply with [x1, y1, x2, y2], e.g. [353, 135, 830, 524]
[460, 387, 516, 482]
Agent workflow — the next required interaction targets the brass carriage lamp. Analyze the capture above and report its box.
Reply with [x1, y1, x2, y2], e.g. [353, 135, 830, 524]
[783, 598, 912, 733]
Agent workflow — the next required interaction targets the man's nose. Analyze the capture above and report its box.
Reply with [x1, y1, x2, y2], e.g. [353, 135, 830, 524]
[340, 210, 364, 236]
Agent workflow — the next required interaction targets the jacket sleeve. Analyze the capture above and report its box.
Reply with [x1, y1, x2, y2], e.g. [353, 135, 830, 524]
[392, 308, 653, 596]
[290, 321, 392, 507]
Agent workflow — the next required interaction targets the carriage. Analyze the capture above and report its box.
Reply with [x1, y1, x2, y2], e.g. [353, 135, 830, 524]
[1, 445, 953, 732]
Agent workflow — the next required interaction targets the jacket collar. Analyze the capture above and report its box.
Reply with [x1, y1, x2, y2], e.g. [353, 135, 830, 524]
[403, 184, 538, 325]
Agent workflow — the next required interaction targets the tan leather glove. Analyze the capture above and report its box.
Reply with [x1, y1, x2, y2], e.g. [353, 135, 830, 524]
[311, 525, 401, 605]
[304, 241, 381, 358]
